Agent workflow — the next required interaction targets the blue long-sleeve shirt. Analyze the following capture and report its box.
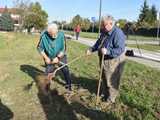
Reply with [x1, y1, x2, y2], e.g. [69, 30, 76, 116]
[91, 26, 126, 58]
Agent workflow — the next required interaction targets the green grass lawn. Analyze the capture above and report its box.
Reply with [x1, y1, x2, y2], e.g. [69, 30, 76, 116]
[0, 32, 160, 120]
[127, 44, 160, 52]
[64, 30, 157, 41]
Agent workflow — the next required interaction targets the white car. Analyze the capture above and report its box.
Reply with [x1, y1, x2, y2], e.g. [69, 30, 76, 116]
[65, 34, 73, 39]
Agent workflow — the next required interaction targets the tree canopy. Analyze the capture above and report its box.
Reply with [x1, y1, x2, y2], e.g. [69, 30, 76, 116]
[137, 0, 157, 28]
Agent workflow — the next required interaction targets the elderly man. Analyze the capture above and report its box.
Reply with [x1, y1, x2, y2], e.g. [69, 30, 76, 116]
[87, 15, 126, 104]
[37, 23, 72, 94]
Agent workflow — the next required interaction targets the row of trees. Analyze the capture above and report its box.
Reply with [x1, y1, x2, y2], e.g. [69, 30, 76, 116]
[117, 0, 158, 30]
[53, 15, 94, 32]
[1, 0, 158, 34]
[57, 0, 158, 34]
[55, 15, 100, 32]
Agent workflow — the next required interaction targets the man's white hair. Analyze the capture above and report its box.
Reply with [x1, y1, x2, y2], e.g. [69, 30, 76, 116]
[47, 23, 58, 32]
[102, 14, 116, 26]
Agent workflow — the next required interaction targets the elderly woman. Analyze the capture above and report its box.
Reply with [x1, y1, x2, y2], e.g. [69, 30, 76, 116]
[37, 23, 72, 94]
[87, 15, 126, 104]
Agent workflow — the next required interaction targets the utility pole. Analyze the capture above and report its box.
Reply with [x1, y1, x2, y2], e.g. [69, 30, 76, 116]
[98, 0, 102, 37]
[96, 0, 103, 106]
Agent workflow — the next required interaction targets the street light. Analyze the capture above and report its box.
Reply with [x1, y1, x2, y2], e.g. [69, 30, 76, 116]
[98, 0, 102, 37]
[157, 11, 160, 45]
[96, 0, 102, 106]
[91, 17, 96, 33]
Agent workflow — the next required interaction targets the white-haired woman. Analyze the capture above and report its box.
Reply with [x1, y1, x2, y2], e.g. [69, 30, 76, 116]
[37, 23, 72, 95]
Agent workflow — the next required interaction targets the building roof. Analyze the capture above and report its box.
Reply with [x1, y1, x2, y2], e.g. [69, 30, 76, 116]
[0, 7, 19, 14]
[0, 7, 20, 21]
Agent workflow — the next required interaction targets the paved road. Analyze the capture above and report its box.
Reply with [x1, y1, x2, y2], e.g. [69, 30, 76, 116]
[126, 40, 159, 45]
[68, 35, 160, 45]
[69, 36, 160, 70]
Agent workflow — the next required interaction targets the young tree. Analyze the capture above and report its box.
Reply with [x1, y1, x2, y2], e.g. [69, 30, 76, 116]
[23, 2, 48, 32]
